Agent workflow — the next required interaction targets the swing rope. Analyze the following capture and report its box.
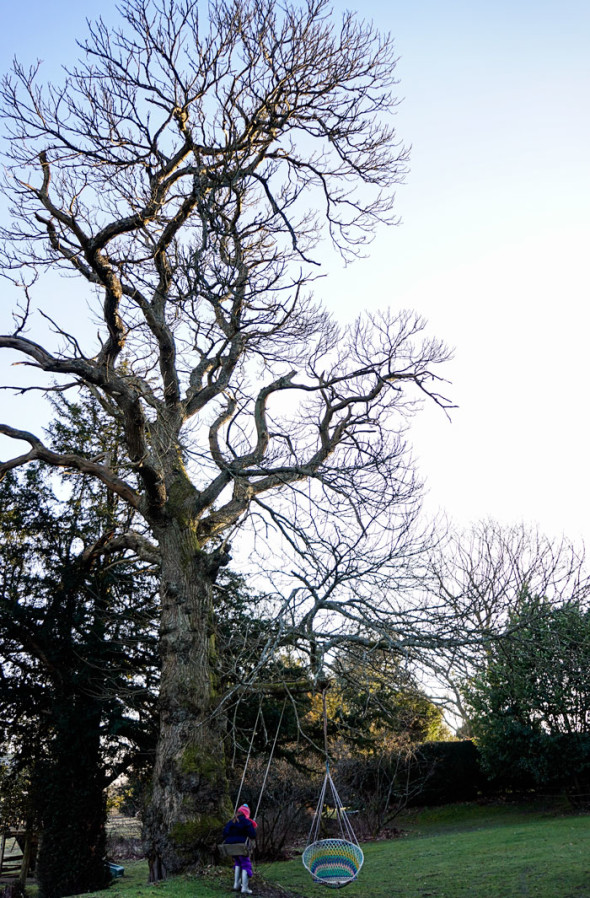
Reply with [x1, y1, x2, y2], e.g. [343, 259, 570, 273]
[302, 688, 364, 889]
[233, 703, 263, 815]
[234, 699, 287, 818]
[254, 699, 286, 819]
[220, 700, 287, 862]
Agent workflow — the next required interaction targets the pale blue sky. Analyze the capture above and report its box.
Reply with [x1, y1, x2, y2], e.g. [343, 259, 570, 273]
[1, 0, 589, 546]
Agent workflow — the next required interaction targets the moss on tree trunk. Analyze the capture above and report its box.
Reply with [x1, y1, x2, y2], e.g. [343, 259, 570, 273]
[143, 520, 231, 878]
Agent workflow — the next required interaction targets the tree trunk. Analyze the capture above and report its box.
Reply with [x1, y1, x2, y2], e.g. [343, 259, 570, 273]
[144, 520, 230, 879]
[35, 699, 109, 898]
[18, 833, 33, 889]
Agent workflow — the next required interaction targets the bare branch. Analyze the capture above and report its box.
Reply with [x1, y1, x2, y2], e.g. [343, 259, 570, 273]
[0, 423, 141, 509]
[81, 529, 161, 566]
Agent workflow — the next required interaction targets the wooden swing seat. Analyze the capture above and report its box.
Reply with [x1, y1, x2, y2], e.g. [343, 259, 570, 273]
[218, 839, 253, 858]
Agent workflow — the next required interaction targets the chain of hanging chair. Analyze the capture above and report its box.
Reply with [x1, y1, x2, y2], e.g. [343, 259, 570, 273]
[302, 687, 364, 889]
[306, 762, 360, 847]
[307, 689, 360, 847]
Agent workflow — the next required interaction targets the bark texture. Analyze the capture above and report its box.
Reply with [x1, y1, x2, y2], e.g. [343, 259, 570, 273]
[144, 523, 230, 877]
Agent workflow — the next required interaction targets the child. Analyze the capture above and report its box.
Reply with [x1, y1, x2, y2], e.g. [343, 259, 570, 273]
[223, 803, 258, 894]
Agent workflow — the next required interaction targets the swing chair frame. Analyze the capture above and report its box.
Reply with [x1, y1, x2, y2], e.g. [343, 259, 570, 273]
[302, 764, 364, 888]
[302, 689, 364, 889]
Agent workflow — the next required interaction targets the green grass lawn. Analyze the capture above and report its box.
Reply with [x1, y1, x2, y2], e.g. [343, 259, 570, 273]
[28, 803, 590, 898]
[54, 860, 230, 898]
[261, 803, 590, 898]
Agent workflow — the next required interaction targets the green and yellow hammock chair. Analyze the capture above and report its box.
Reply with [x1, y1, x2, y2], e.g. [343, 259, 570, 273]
[302, 763, 364, 889]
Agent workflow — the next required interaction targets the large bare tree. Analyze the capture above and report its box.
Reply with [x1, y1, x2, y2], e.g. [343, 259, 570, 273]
[0, 0, 450, 877]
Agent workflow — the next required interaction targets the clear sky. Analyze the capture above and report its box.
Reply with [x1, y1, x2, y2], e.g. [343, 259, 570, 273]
[1, 0, 589, 547]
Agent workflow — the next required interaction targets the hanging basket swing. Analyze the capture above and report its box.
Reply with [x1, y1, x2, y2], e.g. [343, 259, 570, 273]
[302, 691, 364, 889]
[302, 837, 364, 889]
[302, 765, 364, 888]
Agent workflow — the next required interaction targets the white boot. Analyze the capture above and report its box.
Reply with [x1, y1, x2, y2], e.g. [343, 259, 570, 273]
[232, 867, 241, 891]
[241, 869, 253, 894]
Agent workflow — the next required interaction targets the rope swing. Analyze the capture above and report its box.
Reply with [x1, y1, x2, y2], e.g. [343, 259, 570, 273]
[302, 689, 364, 889]
[220, 699, 287, 859]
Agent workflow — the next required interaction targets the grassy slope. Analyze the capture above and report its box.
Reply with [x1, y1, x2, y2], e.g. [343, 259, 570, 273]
[262, 803, 590, 898]
[34, 803, 590, 898]
[25, 861, 227, 898]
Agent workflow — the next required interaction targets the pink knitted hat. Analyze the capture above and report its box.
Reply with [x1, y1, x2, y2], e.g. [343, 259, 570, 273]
[237, 804, 250, 818]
